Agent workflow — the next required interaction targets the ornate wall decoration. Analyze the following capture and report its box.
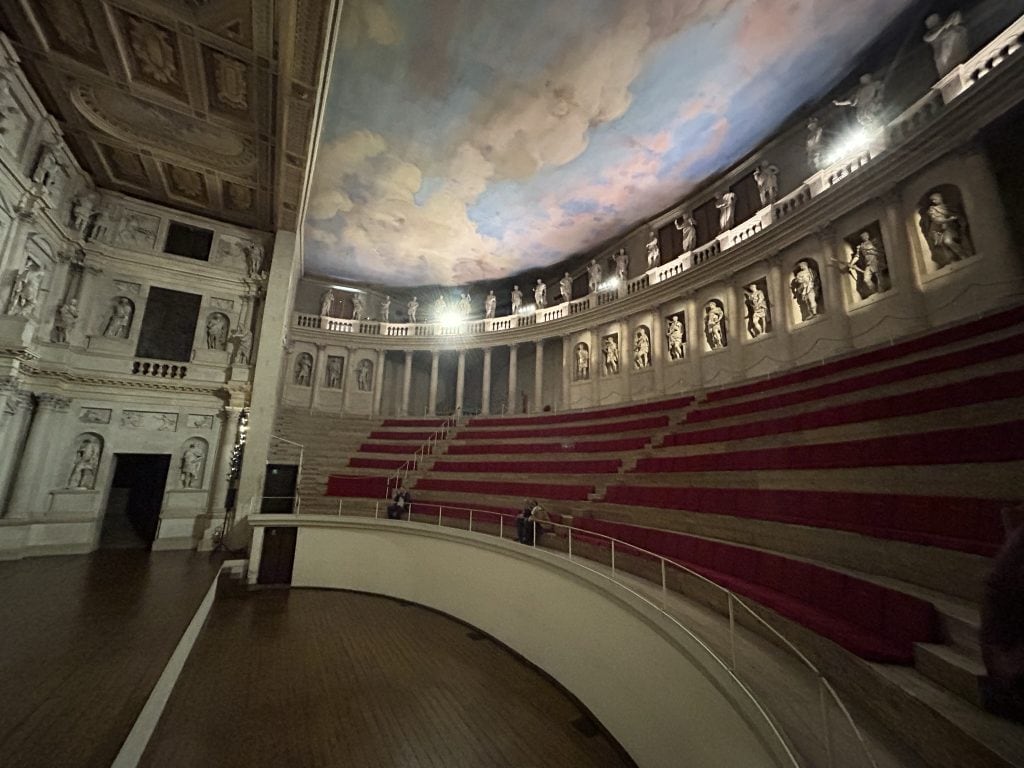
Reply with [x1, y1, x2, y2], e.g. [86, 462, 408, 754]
[111, 209, 160, 250]
[665, 314, 685, 360]
[121, 410, 179, 431]
[355, 358, 374, 391]
[210, 297, 235, 311]
[186, 414, 214, 430]
[573, 342, 589, 381]
[112, 280, 142, 296]
[601, 334, 619, 376]
[78, 407, 111, 424]
[633, 325, 651, 370]
[703, 300, 728, 350]
[294, 352, 313, 386]
[179, 438, 208, 489]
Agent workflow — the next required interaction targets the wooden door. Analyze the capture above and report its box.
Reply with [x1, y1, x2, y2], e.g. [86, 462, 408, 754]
[257, 526, 297, 585]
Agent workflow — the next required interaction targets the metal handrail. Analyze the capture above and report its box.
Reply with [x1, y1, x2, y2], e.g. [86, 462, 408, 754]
[384, 411, 460, 497]
[351, 499, 877, 768]
[269, 433, 306, 490]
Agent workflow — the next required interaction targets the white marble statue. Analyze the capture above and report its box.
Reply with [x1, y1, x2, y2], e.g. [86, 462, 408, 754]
[231, 327, 252, 364]
[646, 231, 660, 269]
[381, 295, 391, 322]
[294, 353, 313, 385]
[67, 436, 101, 490]
[634, 327, 651, 370]
[433, 295, 449, 320]
[790, 261, 820, 321]
[559, 273, 573, 303]
[51, 299, 79, 343]
[716, 192, 736, 232]
[326, 357, 343, 389]
[602, 335, 619, 375]
[845, 231, 889, 297]
[484, 290, 496, 319]
[407, 296, 419, 323]
[352, 293, 366, 321]
[806, 117, 824, 170]
[924, 11, 969, 78]
[665, 315, 684, 360]
[533, 279, 547, 309]
[356, 359, 373, 391]
[574, 343, 589, 381]
[754, 163, 780, 207]
[457, 292, 472, 317]
[612, 248, 629, 283]
[674, 214, 697, 253]
[206, 313, 229, 350]
[103, 297, 134, 338]
[244, 242, 265, 278]
[5, 261, 44, 318]
[587, 259, 602, 294]
[71, 192, 97, 232]
[745, 283, 769, 338]
[31, 143, 60, 193]
[704, 302, 726, 350]
[320, 288, 334, 317]
[833, 74, 884, 131]
[511, 285, 523, 314]
[180, 441, 206, 489]
[922, 192, 973, 267]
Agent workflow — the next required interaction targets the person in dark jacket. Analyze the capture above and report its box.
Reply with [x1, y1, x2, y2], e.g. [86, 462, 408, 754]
[387, 485, 411, 520]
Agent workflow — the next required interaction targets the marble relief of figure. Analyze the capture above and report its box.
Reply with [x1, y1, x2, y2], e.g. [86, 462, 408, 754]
[381, 295, 391, 322]
[806, 117, 824, 170]
[790, 261, 821, 321]
[754, 163, 780, 207]
[924, 11, 969, 78]
[602, 335, 619, 375]
[484, 290, 497, 319]
[356, 359, 373, 391]
[920, 191, 973, 268]
[5, 261, 44, 318]
[67, 435, 101, 490]
[665, 315, 684, 360]
[326, 357, 343, 389]
[206, 313, 229, 350]
[646, 231, 660, 269]
[320, 288, 334, 317]
[574, 342, 589, 381]
[716, 192, 736, 232]
[744, 283, 769, 338]
[407, 296, 419, 323]
[612, 248, 629, 283]
[51, 299, 79, 343]
[352, 293, 366, 321]
[511, 285, 523, 314]
[534, 279, 547, 309]
[294, 353, 313, 386]
[103, 297, 134, 338]
[634, 326, 651, 370]
[179, 440, 206, 489]
[674, 214, 697, 253]
[559, 273, 573, 303]
[833, 74, 884, 131]
[587, 259, 602, 294]
[704, 301, 727, 350]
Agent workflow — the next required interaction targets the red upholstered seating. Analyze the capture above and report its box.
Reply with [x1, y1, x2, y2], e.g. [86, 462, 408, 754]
[456, 414, 669, 441]
[445, 435, 651, 455]
[325, 474, 390, 498]
[431, 458, 622, 474]
[600, 486, 1007, 556]
[414, 477, 594, 501]
[468, 396, 693, 427]
[573, 518, 939, 663]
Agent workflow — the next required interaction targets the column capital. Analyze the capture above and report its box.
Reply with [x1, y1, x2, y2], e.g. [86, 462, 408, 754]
[35, 393, 71, 412]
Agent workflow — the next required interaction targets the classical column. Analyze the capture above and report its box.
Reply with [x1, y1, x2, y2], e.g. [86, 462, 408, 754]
[816, 225, 853, 345]
[560, 335, 571, 411]
[309, 343, 327, 410]
[0, 391, 34, 516]
[6, 393, 71, 519]
[428, 351, 439, 416]
[534, 338, 544, 413]
[507, 344, 518, 415]
[621, 321, 632, 402]
[879, 188, 927, 318]
[649, 309, 665, 395]
[590, 330, 600, 406]
[206, 405, 243, 530]
[372, 349, 386, 415]
[400, 351, 413, 416]
[481, 347, 492, 416]
[455, 349, 466, 415]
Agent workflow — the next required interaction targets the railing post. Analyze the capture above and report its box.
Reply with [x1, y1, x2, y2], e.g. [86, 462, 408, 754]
[728, 593, 737, 671]
[499, 514, 504, 540]
[610, 540, 616, 574]
[567, 527, 572, 559]
[532, 519, 537, 547]
[468, 508, 473, 532]
[660, 559, 667, 609]
[819, 677, 834, 768]
[373, 500, 378, 518]
[338, 498, 343, 516]
[438, 504, 443, 527]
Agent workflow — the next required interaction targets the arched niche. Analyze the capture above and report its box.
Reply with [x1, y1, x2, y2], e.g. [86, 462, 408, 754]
[702, 299, 728, 351]
[67, 432, 104, 490]
[916, 184, 975, 272]
[788, 259, 823, 323]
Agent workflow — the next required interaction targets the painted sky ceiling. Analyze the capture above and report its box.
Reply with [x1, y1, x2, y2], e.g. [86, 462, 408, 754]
[304, 0, 915, 288]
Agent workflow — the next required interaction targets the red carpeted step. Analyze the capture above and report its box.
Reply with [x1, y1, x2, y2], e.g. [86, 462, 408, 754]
[325, 474, 391, 498]
[348, 457, 409, 470]
[380, 418, 447, 427]
[431, 458, 622, 474]
[445, 435, 651, 455]
[456, 414, 669, 441]
[468, 396, 693, 427]
[367, 430, 437, 441]
[359, 443, 421, 454]
[414, 478, 594, 501]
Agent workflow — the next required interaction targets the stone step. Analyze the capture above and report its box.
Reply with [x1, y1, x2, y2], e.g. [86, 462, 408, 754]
[915, 643, 986, 707]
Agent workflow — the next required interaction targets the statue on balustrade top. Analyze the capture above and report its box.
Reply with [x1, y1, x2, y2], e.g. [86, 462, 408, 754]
[511, 285, 523, 314]
[920, 190, 974, 268]
[613, 248, 629, 283]
[320, 288, 334, 317]
[833, 73, 885, 131]
[634, 326, 651, 370]
[5, 261, 44, 318]
[574, 342, 589, 381]
[457, 292, 472, 317]
[179, 440, 206, 489]
[806, 117, 824, 170]
[356, 359, 374, 391]
[924, 11, 969, 78]
[715, 192, 736, 232]
[381, 295, 391, 322]
[433, 294, 449, 320]
[67, 435, 101, 490]
[754, 163, 780, 207]
[704, 300, 727, 350]
[790, 261, 821, 321]
[103, 297, 134, 338]
[484, 290, 497, 318]
[352, 293, 366, 321]
[646, 231, 660, 269]
[602, 334, 619, 375]
[837, 230, 890, 299]
[70, 191, 97, 233]
[206, 313, 229, 350]
[665, 314, 684, 360]
[294, 353, 313, 386]
[560, 273, 573, 303]
[744, 283, 769, 338]
[534, 279, 547, 309]
[326, 356, 343, 389]
[51, 299, 79, 343]
[587, 259, 602, 294]
[407, 296, 419, 323]
[674, 214, 697, 253]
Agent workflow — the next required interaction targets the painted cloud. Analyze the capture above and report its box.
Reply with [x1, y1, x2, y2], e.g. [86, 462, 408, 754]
[305, 0, 914, 287]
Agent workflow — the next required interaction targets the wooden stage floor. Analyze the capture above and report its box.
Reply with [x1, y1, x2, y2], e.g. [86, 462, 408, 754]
[141, 589, 634, 767]
[0, 550, 223, 768]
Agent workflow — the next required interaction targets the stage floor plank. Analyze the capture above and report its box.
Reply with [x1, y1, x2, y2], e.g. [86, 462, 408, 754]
[142, 589, 634, 768]
[0, 550, 223, 768]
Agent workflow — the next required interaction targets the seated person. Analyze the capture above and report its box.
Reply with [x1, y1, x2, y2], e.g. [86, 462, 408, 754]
[387, 485, 411, 519]
[517, 500, 550, 545]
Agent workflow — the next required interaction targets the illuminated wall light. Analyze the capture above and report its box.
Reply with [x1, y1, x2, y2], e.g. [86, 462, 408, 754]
[824, 127, 872, 166]
[600, 277, 620, 291]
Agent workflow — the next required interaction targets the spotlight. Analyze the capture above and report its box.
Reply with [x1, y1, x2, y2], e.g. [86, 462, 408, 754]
[824, 127, 871, 166]
[600, 277, 620, 291]
[439, 310, 464, 327]
[519, 304, 537, 314]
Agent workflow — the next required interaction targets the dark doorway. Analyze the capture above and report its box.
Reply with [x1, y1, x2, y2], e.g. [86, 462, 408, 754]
[261, 464, 298, 514]
[257, 527, 297, 585]
[101, 454, 171, 549]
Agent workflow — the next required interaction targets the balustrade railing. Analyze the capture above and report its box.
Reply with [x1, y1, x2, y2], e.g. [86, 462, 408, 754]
[131, 360, 188, 379]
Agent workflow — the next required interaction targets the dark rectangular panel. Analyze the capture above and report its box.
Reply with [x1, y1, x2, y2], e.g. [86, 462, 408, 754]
[135, 287, 202, 362]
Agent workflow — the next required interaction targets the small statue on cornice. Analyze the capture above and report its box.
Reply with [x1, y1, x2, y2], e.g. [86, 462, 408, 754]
[674, 214, 697, 253]
[833, 74, 885, 131]
[5, 261, 45, 318]
[924, 11, 969, 78]
[0, 73, 22, 147]
[31, 143, 61, 195]
[484, 290, 496, 319]
[715, 192, 736, 232]
[50, 299, 79, 344]
[510, 285, 523, 314]
[806, 118, 824, 170]
[244, 241, 265, 278]
[754, 163, 780, 207]
[646, 231, 660, 269]
[70, 190, 98, 233]
[381, 295, 391, 322]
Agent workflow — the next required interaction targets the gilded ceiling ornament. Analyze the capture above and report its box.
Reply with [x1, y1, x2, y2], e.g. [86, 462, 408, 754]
[212, 53, 248, 110]
[128, 17, 178, 84]
[170, 166, 204, 198]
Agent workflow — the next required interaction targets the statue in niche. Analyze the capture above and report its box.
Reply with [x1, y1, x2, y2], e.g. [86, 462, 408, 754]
[833, 74, 884, 131]
[838, 231, 890, 299]
[704, 301, 727, 350]
[352, 293, 366, 321]
[179, 440, 206, 489]
[67, 435, 101, 490]
[320, 288, 334, 317]
[294, 353, 312, 386]
[381, 295, 391, 322]
[602, 334, 619, 375]
[356, 359, 374, 392]
[511, 285, 523, 314]
[559, 273, 573, 303]
[920, 190, 973, 268]
[574, 342, 589, 381]
[206, 313, 229, 350]
[587, 259, 602, 294]
[51, 299, 79, 343]
[716, 192, 736, 232]
[484, 290, 496, 319]
[754, 163, 780, 207]
[634, 326, 651, 370]
[326, 357, 343, 389]
[31, 143, 60, 193]
[103, 297, 134, 338]
[457, 292, 472, 317]
[407, 296, 419, 323]
[646, 231, 660, 269]
[665, 315, 685, 360]
[534, 279, 547, 309]
[806, 117, 824, 170]
[88, 207, 111, 243]
[924, 11, 969, 78]
[230, 327, 252, 365]
[674, 214, 697, 253]
[5, 261, 44, 318]
[70, 191, 97, 232]
[790, 261, 821, 321]
[244, 241, 265, 278]
[612, 248, 629, 283]
[744, 283, 769, 338]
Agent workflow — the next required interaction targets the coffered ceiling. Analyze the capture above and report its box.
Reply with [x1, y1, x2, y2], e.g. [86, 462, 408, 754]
[0, 0, 334, 231]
